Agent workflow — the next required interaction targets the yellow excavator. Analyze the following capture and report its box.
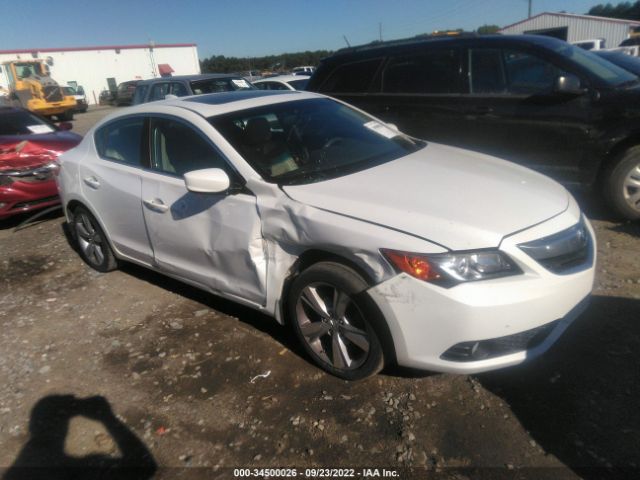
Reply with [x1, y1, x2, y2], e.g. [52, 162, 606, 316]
[0, 59, 76, 120]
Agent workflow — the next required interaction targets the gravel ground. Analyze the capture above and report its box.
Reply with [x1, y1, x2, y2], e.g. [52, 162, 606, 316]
[0, 107, 638, 479]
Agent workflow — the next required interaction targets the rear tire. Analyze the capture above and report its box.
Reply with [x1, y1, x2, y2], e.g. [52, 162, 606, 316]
[57, 110, 74, 121]
[604, 146, 640, 220]
[288, 262, 385, 381]
[71, 206, 117, 272]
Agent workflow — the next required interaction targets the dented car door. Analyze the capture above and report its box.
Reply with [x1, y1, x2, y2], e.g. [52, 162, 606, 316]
[140, 115, 267, 305]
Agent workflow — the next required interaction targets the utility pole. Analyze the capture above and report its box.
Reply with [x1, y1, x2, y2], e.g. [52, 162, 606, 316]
[379, 23, 383, 42]
[528, 0, 532, 18]
[343, 35, 351, 47]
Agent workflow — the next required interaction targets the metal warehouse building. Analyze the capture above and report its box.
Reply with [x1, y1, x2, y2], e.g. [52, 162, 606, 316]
[0, 43, 200, 105]
[499, 12, 640, 48]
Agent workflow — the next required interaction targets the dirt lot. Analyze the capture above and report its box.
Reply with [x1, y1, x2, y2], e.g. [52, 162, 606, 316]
[0, 107, 638, 479]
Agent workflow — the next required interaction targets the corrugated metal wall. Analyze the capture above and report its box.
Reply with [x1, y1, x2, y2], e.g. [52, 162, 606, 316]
[500, 14, 638, 49]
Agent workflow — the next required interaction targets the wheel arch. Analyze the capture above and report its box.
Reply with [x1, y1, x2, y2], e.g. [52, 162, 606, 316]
[279, 248, 398, 366]
[65, 199, 119, 255]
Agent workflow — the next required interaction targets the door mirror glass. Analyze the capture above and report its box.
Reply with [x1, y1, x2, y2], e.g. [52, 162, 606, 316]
[555, 74, 584, 95]
[184, 168, 230, 193]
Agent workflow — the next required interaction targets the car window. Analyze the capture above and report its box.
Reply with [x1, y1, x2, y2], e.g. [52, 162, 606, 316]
[150, 83, 170, 101]
[318, 58, 383, 93]
[190, 77, 254, 95]
[132, 84, 148, 104]
[94, 117, 145, 166]
[469, 48, 565, 95]
[150, 117, 227, 176]
[260, 81, 288, 91]
[0, 109, 57, 135]
[383, 49, 461, 94]
[289, 79, 308, 90]
[171, 82, 189, 97]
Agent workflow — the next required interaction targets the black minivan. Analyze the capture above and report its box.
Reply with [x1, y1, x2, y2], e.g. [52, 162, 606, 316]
[307, 35, 640, 219]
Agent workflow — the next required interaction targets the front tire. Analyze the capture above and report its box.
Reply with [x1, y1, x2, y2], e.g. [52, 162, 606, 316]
[604, 146, 640, 220]
[288, 262, 385, 380]
[71, 206, 117, 272]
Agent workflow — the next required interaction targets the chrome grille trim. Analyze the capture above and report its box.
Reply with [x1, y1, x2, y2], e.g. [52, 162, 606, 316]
[518, 218, 593, 274]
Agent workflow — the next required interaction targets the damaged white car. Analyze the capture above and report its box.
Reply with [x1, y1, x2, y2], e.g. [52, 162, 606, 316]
[57, 91, 595, 380]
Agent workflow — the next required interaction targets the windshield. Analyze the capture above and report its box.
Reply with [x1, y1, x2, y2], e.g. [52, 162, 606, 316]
[190, 77, 256, 94]
[0, 109, 57, 136]
[62, 86, 76, 95]
[554, 43, 637, 86]
[209, 98, 426, 185]
[289, 79, 309, 90]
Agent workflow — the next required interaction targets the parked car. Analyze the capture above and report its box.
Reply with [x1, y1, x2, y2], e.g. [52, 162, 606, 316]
[114, 80, 140, 106]
[307, 34, 640, 220]
[595, 50, 640, 76]
[132, 74, 255, 105]
[62, 85, 88, 113]
[0, 106, 81, 220]
[253, 74, 310, 91]
[292, 66, 315, 75]
[572, 38, 606, 50]
[56, 90, 594, 380]
[99, 89, 115, 106]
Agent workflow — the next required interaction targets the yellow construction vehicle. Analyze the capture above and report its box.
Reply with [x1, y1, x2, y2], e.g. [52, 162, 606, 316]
[0, 59, 76, 120]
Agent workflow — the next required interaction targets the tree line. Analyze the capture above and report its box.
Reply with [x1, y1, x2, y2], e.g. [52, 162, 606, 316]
[588, 1, 640, 19]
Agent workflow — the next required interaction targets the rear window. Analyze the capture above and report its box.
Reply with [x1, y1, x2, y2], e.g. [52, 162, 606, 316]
[190, 77, 255, 95]
[289, 79, 309, 90]
[0, 110, 56, 136]
[318, 58, 383, 93]
[94, 117, 145, 166]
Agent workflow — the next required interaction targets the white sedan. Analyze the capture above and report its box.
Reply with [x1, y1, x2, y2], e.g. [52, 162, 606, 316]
[252, 75, 310, 91]
[56, 90, 595, 380]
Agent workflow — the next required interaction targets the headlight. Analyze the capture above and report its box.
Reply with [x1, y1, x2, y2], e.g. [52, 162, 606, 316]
[381, 249, 522, 287]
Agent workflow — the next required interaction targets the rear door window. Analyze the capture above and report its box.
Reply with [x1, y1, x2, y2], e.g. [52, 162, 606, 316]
[149, 83, 170, 101]
[318, 58, 383, 93]
[94, 117, 145, 166]
[382, 49, 462, 94]
[170, 82, 189, 97]
[132, 85, 148, 104]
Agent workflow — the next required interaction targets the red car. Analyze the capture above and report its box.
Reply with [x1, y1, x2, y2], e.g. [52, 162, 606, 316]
[0, 107, 81, 220]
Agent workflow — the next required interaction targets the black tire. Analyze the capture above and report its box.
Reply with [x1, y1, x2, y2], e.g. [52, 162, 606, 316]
[604, 146, 640, 220]
[71, 206, 118, 272]
[57, 110, 74, 121]
[288, 262, 385, 380]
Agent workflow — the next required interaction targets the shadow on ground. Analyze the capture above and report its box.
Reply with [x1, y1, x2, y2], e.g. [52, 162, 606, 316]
[478, 295, 640, 480]
[2, 395, 156, 480]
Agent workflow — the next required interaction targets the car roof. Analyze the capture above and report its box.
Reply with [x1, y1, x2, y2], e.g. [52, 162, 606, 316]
[136, 73, 245, 85]
[99, 90, 324, 122]
[253, 75, 310, 83]
[323, 34, 567, 62]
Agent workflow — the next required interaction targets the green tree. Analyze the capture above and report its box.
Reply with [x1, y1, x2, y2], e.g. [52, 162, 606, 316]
[477, 24, 501, 34]
[200, 50, 333, 74]
[587, 1, 640, 20]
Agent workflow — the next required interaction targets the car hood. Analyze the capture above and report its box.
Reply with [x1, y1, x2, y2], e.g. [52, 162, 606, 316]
[282, 143, 569, 250]
[0, 133, 81, 172]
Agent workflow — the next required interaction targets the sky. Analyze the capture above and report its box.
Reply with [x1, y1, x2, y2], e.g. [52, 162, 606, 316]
[0, 0, 604, 59]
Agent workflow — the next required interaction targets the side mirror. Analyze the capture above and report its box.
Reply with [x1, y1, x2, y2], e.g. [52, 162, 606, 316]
[555, 74, 585, 95]
[58, 122, 73, 131]
[184, 168, 230, 193]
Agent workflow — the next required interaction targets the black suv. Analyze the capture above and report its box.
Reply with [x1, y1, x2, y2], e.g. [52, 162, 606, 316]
[308, 35, 640, 219]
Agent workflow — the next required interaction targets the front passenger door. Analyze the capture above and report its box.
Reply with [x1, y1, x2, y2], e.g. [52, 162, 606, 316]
[140, 115, 267, 305]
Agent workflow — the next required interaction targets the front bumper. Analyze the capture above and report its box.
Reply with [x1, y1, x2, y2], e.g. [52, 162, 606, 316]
[0, 180, 60, 219]
[367, 206, 596, 374]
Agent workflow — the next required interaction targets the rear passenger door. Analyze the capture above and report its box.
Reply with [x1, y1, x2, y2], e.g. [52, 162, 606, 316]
[80, 116, 153, 264]
[370, 47, 467, 145]
[140, 114, 267, 305]
[460, 46, 593, 183]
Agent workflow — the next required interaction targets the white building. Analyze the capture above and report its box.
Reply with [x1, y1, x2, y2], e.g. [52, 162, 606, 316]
[500, 12, 640, 49]
[0, 43, 200, 105]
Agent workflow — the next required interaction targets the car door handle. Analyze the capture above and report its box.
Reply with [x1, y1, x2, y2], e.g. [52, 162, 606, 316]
[83, 176, 100, 189]
[143, 198, 169, 213]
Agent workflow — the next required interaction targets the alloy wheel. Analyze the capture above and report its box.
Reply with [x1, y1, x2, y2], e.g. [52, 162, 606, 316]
[295, 282, 371, 370]
[75, 212, 105, 266]
[623, 162, 640, 212]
